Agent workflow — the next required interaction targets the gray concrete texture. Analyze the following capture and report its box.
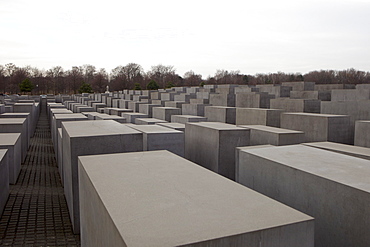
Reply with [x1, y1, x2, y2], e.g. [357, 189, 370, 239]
[171, 115, 207, 124]
[152, 107, 181, 122]
[281, 112, 351, 144]
[78, 150, 314, 247]
[61, 120, 143, 234]
[0, 149, 9, 215]
[354, 120, 370, 148]
[235, 108, 283, 127]
[270, 98, 321, 113]
[204, 106, 236, 124]
[237, 145, 370, 247]
[0, 133, 21, 184]
[185, 122, 250, 180]
[235, 92, 274, 108]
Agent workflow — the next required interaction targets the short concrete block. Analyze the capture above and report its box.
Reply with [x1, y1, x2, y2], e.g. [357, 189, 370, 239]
[121, 112, 148, 123]
[239, 125, 305, 146]
[204, 106, 236, 124]
[0, 149, 9, 215]
[134, 118, 167, 125]
[171, 115, 207, 124]
[354, 120, 370, 148]
[0, 118, 28, 163]
[281, 113, 351, 144]
[236, 108, 283, 127]
[152, 107, 181, 122]
[109, 108, 133, 116]
[138, 104, 161, 118]
[181, 103, 210, 116]
[156, 122, 185, 131]
[78, 150, 314, 247]
[238, 145, 370, 247]
[270, 98, 321, 113]
[62, 120, 143, 233]
[185, 122, 250, 180]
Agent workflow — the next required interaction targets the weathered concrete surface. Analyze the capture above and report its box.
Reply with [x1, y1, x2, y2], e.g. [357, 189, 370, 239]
[185, 122, 250, 180]
[0, 118, 28, 163]
[134, 118, 167, 125]
[237, 145, 370, 247]
[354, 120, 370, 148]
[156, 122, 185, 131]
[281, 112, 351, 144]
[238, 125, 304, 146]
[0, 149, 8, 215]
[121, 112, 148, 123]
[270, 98, 321, 113]
[171, 115, 207, 124]
[79, 150, 314, 247]
[62, 120, 143, 234]
[235, 92, 274, 108]
[204, 106, 236, 124]
[0, 133, 21, 184]
[236, 108, 283, 127]
[152, 107, 181, 121]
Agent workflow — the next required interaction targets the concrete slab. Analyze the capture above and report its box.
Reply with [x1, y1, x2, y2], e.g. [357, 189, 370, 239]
[127, 125, 184, 156]
[78, 150, 314, 247]
[354, 120, 370, 148]
[0, 133, 21, 184]
[185, 122, 250, 180]
[181, 103, 210, 116]
[281, 112, 351, 144]
[0, 118, 28, 163]
[121, 112, 148, 123]
[171, 115, 207, 124]
[0, 149, 9, 215]
[204, 106, 236, 124]
[134, 118, 167, 125]
[270, 98, 321, 113]
[235, 92, 274, 108]
[62, 120, 143, 234]
[238, 125, 305, 146]
[236, 108, 283, 127]
[138, 104, 161, 118]
[152, 107, 181, 121]
[156, 122, 185, 131]
[238, 145, 370, 247]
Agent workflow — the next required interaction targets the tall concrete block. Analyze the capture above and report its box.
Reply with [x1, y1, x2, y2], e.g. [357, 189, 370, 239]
[121, 112, 148, 123]
[79, 150, 314, 247]
[237, 145, 370, 247]
[256, 84, 291, 97]
[62, 120, 143, 234]
[127, 125, 184, 156]
[204, 106, 236, 124]
[152, 107, 181, 121]
[331, 89, 370, 101]
[236, 108, 283, 127]
[164, 101, 186, 108]
[281, 113, 351, 144]
[0, 118, 28, 163]
[209, 93, 235, 106]
[0, 149, 9, 215]
[239, 125, 304, 146]
[185, 122, 250, 180]
[281, 81, 315, 91]
[354, 120, 370, 148]
[181, 103, 210, 116]
[13, 102, 38, 136]
[270, 98, 321, 113]
[127, 101, 147, 112]
[0, 133, 21, 184]
[138, 104, 161, 117]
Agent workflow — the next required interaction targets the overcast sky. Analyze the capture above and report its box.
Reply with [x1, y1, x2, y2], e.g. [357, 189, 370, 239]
[1, 0, 369, 77]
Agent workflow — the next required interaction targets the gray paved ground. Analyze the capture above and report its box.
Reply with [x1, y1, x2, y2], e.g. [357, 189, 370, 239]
[0, 101, 81, 246]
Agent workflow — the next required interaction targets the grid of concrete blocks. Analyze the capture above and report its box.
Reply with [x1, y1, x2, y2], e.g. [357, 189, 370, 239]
[1, 81, 370, 247]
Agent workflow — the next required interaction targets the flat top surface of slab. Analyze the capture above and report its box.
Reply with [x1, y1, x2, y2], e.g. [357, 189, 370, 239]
[0, 113, 30, 117]
[0, 118, 26, 124]
[128, 124, 181, 133]
[242, 145, 370, 192]
[63, 120, 140, 137]
[303, 142, 370, 156]
[135, 118, 167, 123]
[0, 149, 7, 160]
[236, 144, 274, 151]
[173, 115, 206, 119]
[122, 112, 148, 116]
[0, 133, 21, 145]
[186, 121, 245, 130]
[154, 107, 179, 110]
[83, 112, 100, 116]
[239, 125, 304, 134]
[357, 120, 370, 123]
[54, 113, 88, 120]
[79, 150, 312, 247]
[237, 108, 282, 112]
[206, 106, 235, 109]
[14, 103, 34, 106]
[50, 109, 71, 113]
[282, 112, 347, 117]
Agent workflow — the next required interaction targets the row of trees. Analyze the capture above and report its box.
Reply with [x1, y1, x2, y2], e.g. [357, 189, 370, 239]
[1, 63, 369, 94]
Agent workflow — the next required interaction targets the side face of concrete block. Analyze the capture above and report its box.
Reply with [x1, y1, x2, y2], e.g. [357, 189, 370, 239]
[0, 133, 21, 184]
[0, 150, 9, 215]
[354, 121, 370, 148]
[238, 145, 370, 247]
[171, 115, 207, 124]
[236, 108, 282, 127]
[204, 106, 236, 124]
[78, 150, 314, 247]
[152, 107, 181, 122]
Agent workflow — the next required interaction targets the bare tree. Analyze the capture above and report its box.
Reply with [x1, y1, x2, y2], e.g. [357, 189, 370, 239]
[147, 64, 177, 88]
[92, 68, 108, 93]
[183, 70, 203, 86]
[66, 66, 84, 94]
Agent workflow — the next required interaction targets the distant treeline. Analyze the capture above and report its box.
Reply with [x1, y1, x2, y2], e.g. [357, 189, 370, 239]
[1, 63, 369, 94]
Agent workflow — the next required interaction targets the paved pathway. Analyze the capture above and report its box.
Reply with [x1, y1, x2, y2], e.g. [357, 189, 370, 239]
[0, 100, 80, 246]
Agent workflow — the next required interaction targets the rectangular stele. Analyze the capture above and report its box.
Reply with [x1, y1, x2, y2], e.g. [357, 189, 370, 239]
[0, 118, 28, 163]
[0, 149, 9, 215]
[237, 144, 370, 247]
[62, 120, 143, 234]
[185, 122, 250, 180]
[78, 150, 314, 247]
[0, 133, 21, 184]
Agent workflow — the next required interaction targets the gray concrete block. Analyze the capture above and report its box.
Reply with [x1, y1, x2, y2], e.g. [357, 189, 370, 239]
[127, 125, 184, 156]
[138, 104, 161, 118]
[95, 115, 126, 123]
[354, 120, 370, 148]
[270, 98, 321, 113]
[92, 103, 107, 111]
[0, 133, 21, 184]
[302, 141, 370, 160]
[256, 84, 291, 97]
[235, 92, 274, 109]
[57, 128, 63, 184]
[0, 149, 9, 215]
[281, 113, 351, 144]
[128, 101, 147, 112]
[0, 118, 28, 163]
[78, 150, 314, 247]
[209, 93, 235, 107]
[109, 108, 133, 116]
[156, 122, 185, 131]
[331, 89, 370, 101]
[152, 107, 181, 122]
[121, 112, 148, 123]
[134, 118, 167, 125]
[281, 81, 315, 91]
[239, 125, 305, 146]
[171, 115, 207, 124]
[181, 103, 210, 116]
[204, 106, 236, 124]
[185, 122, 250, 180]
[236, 108, 283, 127]
[237, 145, 370, 247]
[290, 90, 331, 101]
[164, 101, 186, 108]
[62, 120, 143, 234]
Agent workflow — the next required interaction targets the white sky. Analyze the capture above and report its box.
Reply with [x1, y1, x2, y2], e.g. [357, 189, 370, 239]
[1, 0, 369, 78]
